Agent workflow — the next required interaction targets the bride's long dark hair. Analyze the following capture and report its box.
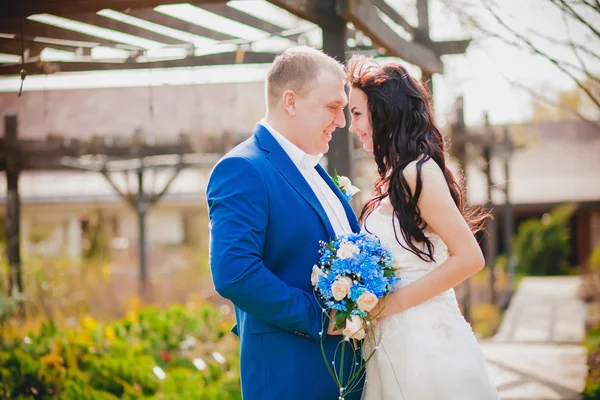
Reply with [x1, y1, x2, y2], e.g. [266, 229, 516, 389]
[347, 55, 489, 262]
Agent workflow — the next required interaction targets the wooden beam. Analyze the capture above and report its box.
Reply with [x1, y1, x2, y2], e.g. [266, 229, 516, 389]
[0, 0, 226, 19]
[337, 0, 443, 74]
[429, 39, 471, 55]
[1, 19, 139, 49]
[0, 39, 44, 58]
[125, 8, 238, 42]
[371, 0, 415, 36]
[202, 3, 297, 38]
[66, 12, 187, 45]
[267, 0, 320, 25]
[0, 36, 96, 55]
[0, 51, 277, 75]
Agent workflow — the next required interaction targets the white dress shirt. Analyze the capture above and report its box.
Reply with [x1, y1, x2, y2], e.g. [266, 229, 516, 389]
[260, 119, 352, 236]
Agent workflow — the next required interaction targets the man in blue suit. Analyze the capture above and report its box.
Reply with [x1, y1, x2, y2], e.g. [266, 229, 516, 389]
[207, 46, 363, 399]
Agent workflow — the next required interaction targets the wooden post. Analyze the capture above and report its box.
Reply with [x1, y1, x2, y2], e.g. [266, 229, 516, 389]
[320, 0, 352, 179]
[451, 97, 471, 322]
[4, 113, 23, 296]
[417, 0, 434, 101]
[502, 125, 515, 296]
[137, 165, 149, 298]
[483, 113, 497, 305]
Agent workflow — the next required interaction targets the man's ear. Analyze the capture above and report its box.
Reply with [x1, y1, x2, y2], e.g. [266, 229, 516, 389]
[282, 90, 296, 117]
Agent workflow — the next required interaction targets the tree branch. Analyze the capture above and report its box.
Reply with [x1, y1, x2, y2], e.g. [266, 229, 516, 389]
[561, 6, 600, 87]
[579, 0, 600, 13]
[512, 79, 600, 132]
[552, 0, 600, 39]
[481, 0, 600, 109]
[445, 4, 600, 84]
[525, 28, 600, 62]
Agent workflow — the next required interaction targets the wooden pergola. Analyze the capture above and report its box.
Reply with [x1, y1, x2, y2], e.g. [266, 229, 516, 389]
[0, 0, 470, 298]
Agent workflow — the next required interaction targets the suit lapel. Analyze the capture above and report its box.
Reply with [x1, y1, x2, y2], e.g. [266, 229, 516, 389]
[255, 124, 336, 239]
[315, 164, 361, 233]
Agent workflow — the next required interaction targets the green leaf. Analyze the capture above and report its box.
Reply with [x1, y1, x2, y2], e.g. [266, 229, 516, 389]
[334, 310, 350, 330]
[332, 169, 340, 185]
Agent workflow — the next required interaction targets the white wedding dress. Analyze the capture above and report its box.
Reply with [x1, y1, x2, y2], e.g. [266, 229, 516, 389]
[361, 207, 499, 400]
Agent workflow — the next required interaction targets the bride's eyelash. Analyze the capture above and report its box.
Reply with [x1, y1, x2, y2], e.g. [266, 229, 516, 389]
[353, 112, 361, 117]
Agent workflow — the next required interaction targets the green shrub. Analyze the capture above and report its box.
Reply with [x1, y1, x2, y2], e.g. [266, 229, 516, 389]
[60, 373, 119, 400]
[513, 204, 575, 276]
[584, 332, 600, 400]
[0, 304, 240, 399]
[583, 250, 600, 399]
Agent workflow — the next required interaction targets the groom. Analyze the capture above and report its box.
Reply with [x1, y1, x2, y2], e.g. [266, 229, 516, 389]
[207, 46, 362, 399]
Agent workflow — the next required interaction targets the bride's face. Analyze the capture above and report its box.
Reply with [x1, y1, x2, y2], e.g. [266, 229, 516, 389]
[348, 87, 373, 152]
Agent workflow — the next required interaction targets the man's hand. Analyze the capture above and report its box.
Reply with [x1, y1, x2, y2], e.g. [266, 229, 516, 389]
[327, 310, 342, 335]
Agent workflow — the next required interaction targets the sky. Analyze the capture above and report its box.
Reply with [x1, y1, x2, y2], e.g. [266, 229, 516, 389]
[0, 0, 597, 126]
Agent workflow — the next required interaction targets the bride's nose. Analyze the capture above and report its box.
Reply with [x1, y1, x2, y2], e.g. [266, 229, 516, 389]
[349, 119, 357, 133]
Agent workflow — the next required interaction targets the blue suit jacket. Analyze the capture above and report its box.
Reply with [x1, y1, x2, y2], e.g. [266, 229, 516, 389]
[207, 124, 363, 400]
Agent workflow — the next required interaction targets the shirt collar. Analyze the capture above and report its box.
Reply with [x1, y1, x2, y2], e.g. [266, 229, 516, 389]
[260, 119, 323, 170]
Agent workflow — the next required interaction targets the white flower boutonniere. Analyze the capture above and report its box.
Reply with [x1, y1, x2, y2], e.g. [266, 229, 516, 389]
[333, 170, 361, 201]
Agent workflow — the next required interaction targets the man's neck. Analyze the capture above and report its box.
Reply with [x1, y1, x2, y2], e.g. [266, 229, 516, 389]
[263, 115, 300, 148]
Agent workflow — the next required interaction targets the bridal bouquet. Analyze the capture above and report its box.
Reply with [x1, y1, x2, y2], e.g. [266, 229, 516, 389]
[311, 232, 400, 398]
[312, 232, 400, 338]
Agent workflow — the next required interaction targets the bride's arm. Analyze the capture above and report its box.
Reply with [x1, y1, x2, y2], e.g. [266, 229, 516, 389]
[371, 159, 485, 319]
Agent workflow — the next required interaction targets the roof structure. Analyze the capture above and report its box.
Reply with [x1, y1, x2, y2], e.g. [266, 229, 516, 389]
[0, 0, 469, 78]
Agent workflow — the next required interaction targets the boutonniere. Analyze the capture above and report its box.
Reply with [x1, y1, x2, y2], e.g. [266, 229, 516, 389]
[332, 170, 361, 201]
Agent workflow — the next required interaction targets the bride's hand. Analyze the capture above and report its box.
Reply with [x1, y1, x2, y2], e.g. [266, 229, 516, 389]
[369, 292, 402, 320]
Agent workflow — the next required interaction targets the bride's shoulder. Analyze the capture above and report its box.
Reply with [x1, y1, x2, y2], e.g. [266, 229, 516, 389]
[402, 157, 445, 194]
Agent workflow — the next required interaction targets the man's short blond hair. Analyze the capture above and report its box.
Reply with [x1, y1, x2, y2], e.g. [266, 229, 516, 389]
[266, 46, 345, 109]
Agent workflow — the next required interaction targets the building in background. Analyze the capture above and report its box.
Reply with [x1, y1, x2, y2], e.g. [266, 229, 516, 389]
[354, 119, 600, 267]
[1, 83, 598, 268]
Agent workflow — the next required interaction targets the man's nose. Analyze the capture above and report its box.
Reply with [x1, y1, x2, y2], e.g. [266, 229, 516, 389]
[335, 108, 347, 128]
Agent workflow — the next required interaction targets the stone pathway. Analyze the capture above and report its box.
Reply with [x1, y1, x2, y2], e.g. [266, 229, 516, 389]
[481, 277, 588, 399]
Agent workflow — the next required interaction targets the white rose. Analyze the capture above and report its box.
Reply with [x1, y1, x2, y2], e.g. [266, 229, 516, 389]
[356, 291, 379, 312]
[337, 243, 360, 260]
[338, 175, 361, 196]
[342, 315, 366, 340]
[331, 276, 353, 301]
[311, 265, 326, 287]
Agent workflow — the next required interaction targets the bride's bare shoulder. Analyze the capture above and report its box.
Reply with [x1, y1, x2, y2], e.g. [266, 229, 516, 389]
[401, 157, 445, 195]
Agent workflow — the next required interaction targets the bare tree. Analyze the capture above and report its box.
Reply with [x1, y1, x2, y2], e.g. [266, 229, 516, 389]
[439, 0, 600, 126]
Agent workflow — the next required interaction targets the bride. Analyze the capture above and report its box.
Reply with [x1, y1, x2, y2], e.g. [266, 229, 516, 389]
[346, 55, 499, 400]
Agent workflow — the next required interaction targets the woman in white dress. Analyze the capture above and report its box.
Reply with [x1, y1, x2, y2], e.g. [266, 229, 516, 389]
[346, 55, 500, 400]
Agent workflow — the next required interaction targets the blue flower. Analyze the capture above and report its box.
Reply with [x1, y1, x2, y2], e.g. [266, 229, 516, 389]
[351, 309, 368, 318]
[349, 285, 367, 302]
[332, 301, 348, 311]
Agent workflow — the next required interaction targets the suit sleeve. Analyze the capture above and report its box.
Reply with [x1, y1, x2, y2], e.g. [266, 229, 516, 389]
[207, 156, 325, 340]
